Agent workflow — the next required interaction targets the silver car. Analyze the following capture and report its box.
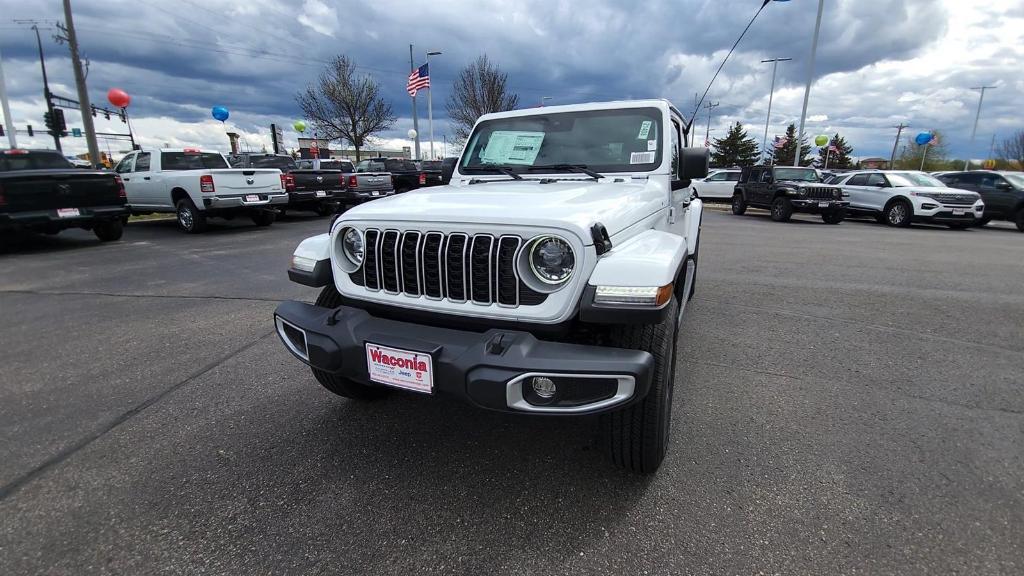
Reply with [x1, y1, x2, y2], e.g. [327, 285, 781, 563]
[831, 170, 983, 229]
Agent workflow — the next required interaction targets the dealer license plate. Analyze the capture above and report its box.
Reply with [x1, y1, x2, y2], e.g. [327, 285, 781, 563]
[56, 208, 80, 218]
[371, 191, 380, 196]
[316, 191, 327, 197]
[818, 201, 830, 208]
[365, 343, 433, 394]
[244, 194, 259, 202]
[952, 208, 966, 215]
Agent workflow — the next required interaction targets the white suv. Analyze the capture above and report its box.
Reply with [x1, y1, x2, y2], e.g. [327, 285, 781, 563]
[831, 170, 983, 228]
[691, 168, 740, 200]
[273, 99, 709, 473]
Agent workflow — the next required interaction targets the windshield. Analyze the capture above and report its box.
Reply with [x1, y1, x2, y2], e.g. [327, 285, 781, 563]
[774, 168, 819, 182]
[1003, 173, 1024, 188]
[0, 151, 74, 171]
[460, 107, 663, 174]
[161, 152, 229, 170]
[887, 172, 946, 187]
[250, 156, 296, 170]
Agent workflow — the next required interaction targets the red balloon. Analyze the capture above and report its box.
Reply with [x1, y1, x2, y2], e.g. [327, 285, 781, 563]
[107, 88, 130, 108]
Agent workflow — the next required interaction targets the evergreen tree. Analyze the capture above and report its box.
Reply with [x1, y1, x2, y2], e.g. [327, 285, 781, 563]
[770, 124, 812, 166]
[816, 133, 854, 169]
[710, 122, 760, 167]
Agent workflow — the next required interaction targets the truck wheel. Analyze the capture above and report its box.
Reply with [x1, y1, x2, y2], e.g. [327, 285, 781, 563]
[770, 197, 793, 222]
[821, 209, 845, 224]
[175, 199, 207, 233]
[310, 285, 389, 401]
[251, 210, 276, 227]
[93, 219, 124, 242]
[731, 193, 747, 215]
[884, 200, 912, 227]
[599, 297, 679, 474]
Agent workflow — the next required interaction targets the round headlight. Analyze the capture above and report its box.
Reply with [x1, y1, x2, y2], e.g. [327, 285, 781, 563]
[529, 236, 575, 284]
[341, 227, 364, 267]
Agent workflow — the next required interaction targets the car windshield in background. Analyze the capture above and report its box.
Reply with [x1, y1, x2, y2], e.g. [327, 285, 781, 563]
[319, 161, 354, 171]
[420, 161, 442, 171]
[0, 151, 74, 171]
[887, 172, 945, 187]
[461, 107, 663, 174]
[251, 156, 296, 170]
[774, 168, 819, 182]
[161, 152, 229, 170]
[1003, 173, 1024, 187]
[385, 159, 418, 172]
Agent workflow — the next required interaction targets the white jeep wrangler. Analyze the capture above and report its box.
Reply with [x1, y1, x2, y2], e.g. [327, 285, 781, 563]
[274, 99, 709, 473]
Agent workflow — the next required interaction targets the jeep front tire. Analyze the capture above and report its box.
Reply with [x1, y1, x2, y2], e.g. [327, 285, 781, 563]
[770, 196, 793, 222]
[600, 297, 679, 474]
[731, 193, 747, 215]
[310, 285, 390, 400]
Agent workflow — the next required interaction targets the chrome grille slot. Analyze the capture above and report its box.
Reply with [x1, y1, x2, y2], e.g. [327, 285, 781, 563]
[469, 235, 494, 304]
[496, 236, 521, 306]
[400, 232, 421, 295]
[444, 233, 469, 302]
[422, 232, 444, 298]
[349, 228, 547, 307]
[380, 230, 400, 293]
[363, 229, 381, 290]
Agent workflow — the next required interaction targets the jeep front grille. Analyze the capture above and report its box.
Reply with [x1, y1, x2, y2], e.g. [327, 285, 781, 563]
[351, 229, 546, 307]
[805, 187, 838, 200]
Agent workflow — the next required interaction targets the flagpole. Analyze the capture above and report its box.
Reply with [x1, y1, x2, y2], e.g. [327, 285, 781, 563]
[426, 50, 442, 160]
[408, 44, 421, 160]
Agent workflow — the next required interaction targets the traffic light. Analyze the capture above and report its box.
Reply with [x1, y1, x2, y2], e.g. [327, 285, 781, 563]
[27, 125, 34, 136]
[44, 111, 54, 132]
[54, 108, 66, 132]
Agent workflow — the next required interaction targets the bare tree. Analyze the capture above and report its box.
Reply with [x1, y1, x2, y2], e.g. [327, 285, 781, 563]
[295, 55, 395, 161]
[445, 55, 519, 142]
[996, 130, 1024, 168]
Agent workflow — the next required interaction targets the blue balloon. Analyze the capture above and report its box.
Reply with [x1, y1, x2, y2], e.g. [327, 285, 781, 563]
[211, 106, 229, 122]
[914, 132, 933, 146]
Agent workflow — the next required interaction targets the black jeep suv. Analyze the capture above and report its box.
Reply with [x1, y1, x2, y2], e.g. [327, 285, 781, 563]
[732, 165, 848, 224]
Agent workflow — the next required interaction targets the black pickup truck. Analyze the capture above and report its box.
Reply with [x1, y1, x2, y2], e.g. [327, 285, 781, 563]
[229, 153, 341, 216]
[1, 149, 128, 241]
[356, 157, 443, 193]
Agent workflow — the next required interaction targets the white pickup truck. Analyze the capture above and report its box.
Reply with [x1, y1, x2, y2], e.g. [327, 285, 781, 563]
[114, 148, 287, 232]
[273, 99, 709, 474]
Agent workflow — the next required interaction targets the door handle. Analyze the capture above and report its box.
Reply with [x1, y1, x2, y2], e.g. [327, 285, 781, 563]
[143, 176, 151, 180]
[123, 177, 130, 181]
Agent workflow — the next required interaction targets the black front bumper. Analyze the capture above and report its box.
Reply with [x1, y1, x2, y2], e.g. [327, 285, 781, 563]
[274, 300, 654, 415]
[791, 199, 849, 213]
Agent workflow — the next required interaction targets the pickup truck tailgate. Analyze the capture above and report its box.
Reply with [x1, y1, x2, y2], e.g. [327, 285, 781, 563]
[292, 170, 342, 192]
[208, 169, 283, 193]
[1, 169, 123, 211]
[349, 172, 393, 192]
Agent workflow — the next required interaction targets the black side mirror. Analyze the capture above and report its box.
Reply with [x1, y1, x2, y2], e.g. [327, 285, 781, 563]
[679, 147, 710, 180]
[996, 182, 1013, 191]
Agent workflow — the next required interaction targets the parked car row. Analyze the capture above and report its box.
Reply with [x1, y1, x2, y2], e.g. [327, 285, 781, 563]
[719, 164, 1021, 231]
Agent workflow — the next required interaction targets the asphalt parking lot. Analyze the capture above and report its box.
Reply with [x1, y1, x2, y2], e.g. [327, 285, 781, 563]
[1, 209, 1021, 575]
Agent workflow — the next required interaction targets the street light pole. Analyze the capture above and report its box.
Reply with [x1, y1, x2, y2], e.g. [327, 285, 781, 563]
[426, 50, 441, 160]
[964, 85, 996, 171]
[760, 57, 790, 162]
[793, 0, 824, 166]
[0, 48, 17, 148]
[30, 25, 62, 152]
[703, 101, 719, 146]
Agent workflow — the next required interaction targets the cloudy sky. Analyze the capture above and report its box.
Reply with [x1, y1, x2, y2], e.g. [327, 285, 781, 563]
[0, 0, 1021, 161]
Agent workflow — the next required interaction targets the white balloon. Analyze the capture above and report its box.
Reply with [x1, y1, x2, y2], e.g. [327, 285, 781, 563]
[407, 129, 418, 139]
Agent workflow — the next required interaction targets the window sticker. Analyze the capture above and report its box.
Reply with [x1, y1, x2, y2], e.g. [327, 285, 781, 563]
[630, 151, 656, 164]
[637, 120, 652, 139]
[480, 131, 545, 165]
[647, 139, 657, 151]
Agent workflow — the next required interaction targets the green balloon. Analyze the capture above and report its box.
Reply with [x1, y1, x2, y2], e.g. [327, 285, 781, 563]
[814, 135, 829, 146]
[293, 120, 306, 133]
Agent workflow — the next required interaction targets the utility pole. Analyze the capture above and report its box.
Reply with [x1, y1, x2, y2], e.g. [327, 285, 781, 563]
[26, 24, 62, 152]
[59, 0, 100, 167]
[794, 0, 824, 166]
[0, 48, 16, 148]
[964, 85, 996, 171]
[889, 122, 909, 168]
[408, 44, 421, 161]
[760, 57, 791, 162]
[703, 101, 719, 146]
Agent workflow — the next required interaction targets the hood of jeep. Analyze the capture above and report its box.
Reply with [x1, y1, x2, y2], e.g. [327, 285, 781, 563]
[342, 179, 667, 242]
[777, 179, 838, 188]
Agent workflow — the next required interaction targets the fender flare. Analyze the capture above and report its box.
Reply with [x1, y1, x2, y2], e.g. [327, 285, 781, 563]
[287, 233, 334, 287]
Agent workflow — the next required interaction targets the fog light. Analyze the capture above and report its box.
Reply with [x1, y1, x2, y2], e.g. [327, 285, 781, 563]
[594, 284, 673, 307]
[531, 376, 556, 399]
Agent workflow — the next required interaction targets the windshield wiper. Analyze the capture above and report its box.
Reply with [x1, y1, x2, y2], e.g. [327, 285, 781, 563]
[528, 164, 605, 179]
[462, 165, 522, 180]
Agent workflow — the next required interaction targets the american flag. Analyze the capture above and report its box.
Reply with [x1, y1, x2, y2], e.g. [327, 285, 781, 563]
[828, 144, 839, 153]
[773, 136, 788, 149]
[407, 63, 430, 97]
